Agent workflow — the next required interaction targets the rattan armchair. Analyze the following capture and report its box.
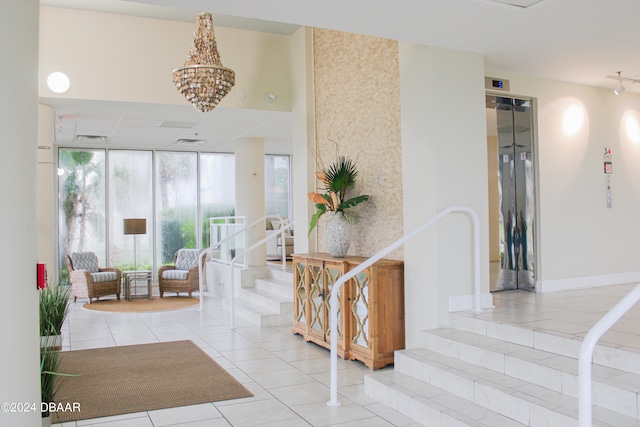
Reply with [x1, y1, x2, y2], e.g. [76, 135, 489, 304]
[65, 252, 121, 304]
[158, 249, 204, 298]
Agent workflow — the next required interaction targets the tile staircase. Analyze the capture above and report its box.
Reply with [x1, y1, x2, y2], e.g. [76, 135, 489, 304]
[365, 310, 640, 427]
[232, 265, 294, 327]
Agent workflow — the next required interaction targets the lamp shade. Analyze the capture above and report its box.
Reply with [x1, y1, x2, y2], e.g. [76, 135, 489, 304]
[123, 218, 146, 235]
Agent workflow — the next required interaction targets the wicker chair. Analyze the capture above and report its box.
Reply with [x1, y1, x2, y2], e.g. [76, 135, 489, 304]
[65, 252, 121, 304]
[158, 249, 204, 298]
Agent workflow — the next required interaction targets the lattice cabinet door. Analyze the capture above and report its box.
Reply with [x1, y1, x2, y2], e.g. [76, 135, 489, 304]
[291, 257, 307, 336]
[323, 261, 347, 351]
[306, 259, 326, 343]
[349, 269, 371, 352]
[346, 260, 405, 370]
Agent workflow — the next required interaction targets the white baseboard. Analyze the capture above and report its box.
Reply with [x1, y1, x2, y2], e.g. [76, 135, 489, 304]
[536, 272, 640, 293]
[449, 292, 494, 312]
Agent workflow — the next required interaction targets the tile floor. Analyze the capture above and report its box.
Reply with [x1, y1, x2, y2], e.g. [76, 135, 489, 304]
[53, 283, 640, 426]
[487, 283, 640, 352]
[53, 291, 421, 427]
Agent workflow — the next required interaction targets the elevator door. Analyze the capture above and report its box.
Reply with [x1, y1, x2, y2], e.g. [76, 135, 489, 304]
[487, 95, 536, 292]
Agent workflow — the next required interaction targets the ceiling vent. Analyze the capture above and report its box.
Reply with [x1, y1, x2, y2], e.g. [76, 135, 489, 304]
[74, 135, 108, 142]
[483, 0, 546, 8]
[175, 138, 205, 146]
[159, 120, 197, 129]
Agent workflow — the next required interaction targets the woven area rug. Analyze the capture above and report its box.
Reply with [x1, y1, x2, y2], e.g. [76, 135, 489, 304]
[82, 296, 198, 312]
[53, 340, 252, 423]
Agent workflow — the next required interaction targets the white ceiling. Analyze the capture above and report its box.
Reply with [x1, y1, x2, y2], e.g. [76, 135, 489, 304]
[42, 0, 640, 152]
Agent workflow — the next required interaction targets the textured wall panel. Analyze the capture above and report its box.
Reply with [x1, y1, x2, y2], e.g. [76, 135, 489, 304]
[312, 28, 403, 259]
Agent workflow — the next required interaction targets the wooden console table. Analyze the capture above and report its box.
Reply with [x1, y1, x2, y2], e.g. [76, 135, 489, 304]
[292, 253, 404, 369]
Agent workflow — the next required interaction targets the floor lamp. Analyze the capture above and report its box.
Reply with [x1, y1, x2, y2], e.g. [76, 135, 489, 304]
[124, 218, 146, 272]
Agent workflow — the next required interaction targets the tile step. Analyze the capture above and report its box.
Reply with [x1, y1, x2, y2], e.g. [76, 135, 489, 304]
[422, 327, 640, 417]
[449, 311, 640, 375]
[238, 287, 292, 314]
[365, 370, 528, 427]
[394, 348, 640, 425]
[231, 299, 291, 327]
[254, 277, 293, 298]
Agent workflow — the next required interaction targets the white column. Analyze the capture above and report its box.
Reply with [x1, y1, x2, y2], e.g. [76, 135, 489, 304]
[234, 137, 266, 267]
[399, 43, 489, 347]
[0, 1, 41, 425]
[290, 27, 316, 253]
[38, 104, 57, 281]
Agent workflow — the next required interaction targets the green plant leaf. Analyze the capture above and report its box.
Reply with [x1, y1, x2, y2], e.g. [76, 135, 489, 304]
[323, 156, 358, 200]
[308, 204, 327, 236]
[39, 285, 71, 336]
[337, 194, 370, 212]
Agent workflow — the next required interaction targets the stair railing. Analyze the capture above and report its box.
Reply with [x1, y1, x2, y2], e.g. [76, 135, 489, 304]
[197, 215, 284, 311]
[227, 221, 294, 329]
[327, 206, 482, 407]
[578, 283, 640, 427]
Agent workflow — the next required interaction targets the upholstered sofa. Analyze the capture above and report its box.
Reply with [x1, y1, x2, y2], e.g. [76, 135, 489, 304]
[158, 248, 204, 297]
[66, 252, 121, 304]
[265, 216, 293, 260]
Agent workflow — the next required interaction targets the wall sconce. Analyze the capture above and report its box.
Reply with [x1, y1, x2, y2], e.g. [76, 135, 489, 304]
[562, 103, 586, 136]
[46, 72, 70, 94]
[624, 114, 640, 144]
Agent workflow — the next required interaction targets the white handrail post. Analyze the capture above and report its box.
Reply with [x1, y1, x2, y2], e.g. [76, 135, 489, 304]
[327, 277, 344, 406]
[226, 221, 294, 329]
[326, 206, 482, 407]
[198, 248, 208, 311]
[578, 283, 640, 427]
[280, 228, 287, 271]
[468, 208, 482, 313]
[229, 257, 236, 329]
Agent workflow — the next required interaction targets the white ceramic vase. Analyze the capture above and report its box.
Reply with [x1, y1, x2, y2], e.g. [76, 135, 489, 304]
[325, 211, 351, 258]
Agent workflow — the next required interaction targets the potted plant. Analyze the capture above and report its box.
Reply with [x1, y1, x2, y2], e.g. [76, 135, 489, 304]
[39, 285, 71, 349]
[40, 346, 61, 426]
[307, 156, 369, 257]
[40, 346, 76, 426]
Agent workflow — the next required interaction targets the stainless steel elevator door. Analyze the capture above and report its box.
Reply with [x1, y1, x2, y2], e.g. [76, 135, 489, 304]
[487, 95, 536, 292]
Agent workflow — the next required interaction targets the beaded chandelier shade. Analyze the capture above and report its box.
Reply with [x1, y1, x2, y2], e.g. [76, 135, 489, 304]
[172, 13, 236, 112]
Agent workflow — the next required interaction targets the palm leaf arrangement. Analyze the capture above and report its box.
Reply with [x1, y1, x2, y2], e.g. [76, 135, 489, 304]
[307, 156, 370, 235]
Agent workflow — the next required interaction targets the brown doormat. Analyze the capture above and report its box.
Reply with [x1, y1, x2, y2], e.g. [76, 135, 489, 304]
[53, 340, 252, 423]
[82, 296, 199, 312]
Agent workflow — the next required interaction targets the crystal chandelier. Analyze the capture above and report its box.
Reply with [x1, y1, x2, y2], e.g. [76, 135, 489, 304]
[172, 13, 236, 112]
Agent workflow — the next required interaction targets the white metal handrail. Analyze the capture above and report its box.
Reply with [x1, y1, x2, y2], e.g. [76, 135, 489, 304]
[228, 221, 294, 329]
[198, 215, 284, 310]
[578, 283, 640, 427]
[327, 206, 482, 406]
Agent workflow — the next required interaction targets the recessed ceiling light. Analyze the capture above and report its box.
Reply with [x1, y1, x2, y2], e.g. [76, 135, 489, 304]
[159, 120, 197, 129]
[74, 135, 108, 142]
[175, 138, 205, 145]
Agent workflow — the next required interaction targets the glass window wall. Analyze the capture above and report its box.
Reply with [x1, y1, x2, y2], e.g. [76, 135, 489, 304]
[57, 149, 290, 284]
[109, 150, 153, 272]
[58, 149, 106, 284]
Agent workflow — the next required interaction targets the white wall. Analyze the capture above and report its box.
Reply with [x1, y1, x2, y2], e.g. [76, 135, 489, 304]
[38, 104, 57, 281]
[400, 43, 490, 347]
[0, 1, 41, 425]
[486, 69, 640, 291]
[290, 27, 316, 253]
[234, 137, 266, 267]
[39, 6, 292, 111]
